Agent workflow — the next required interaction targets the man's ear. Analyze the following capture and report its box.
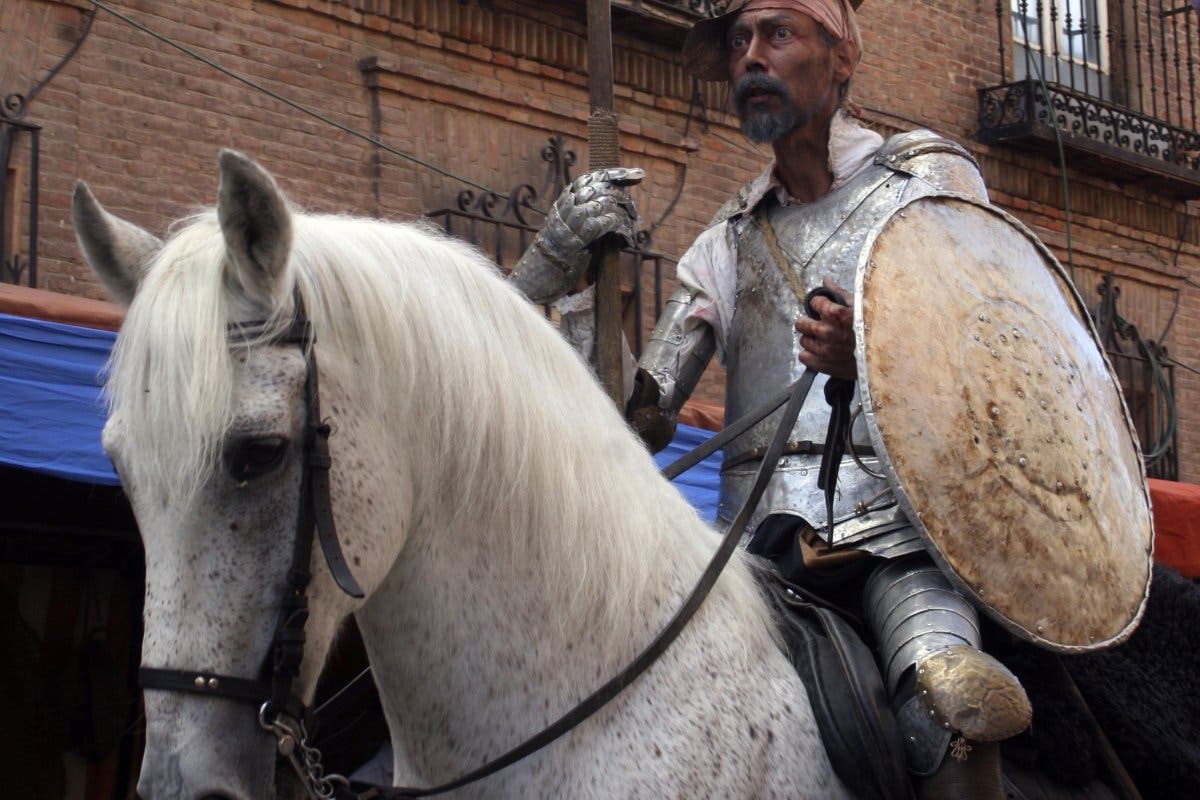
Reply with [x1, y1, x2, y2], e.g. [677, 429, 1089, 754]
[831, 38, 859, 86]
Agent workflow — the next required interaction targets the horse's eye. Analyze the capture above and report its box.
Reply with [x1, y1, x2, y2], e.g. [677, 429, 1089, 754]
[224, 437, 290, 482]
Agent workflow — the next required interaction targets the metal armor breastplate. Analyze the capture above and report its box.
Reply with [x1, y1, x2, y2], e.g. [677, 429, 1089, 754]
[719, 159, 916, 541]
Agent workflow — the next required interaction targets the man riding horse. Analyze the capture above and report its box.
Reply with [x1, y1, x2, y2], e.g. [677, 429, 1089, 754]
[511, 1, 1048, 796]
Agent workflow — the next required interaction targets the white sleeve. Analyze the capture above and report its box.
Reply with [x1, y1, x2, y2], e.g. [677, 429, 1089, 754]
[672, 222, 737, 363]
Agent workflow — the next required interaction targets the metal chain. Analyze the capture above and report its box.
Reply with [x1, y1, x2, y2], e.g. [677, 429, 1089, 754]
[259, 704, 350, 800]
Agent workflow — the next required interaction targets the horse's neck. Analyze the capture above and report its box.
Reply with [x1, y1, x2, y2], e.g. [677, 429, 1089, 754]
[327, 295, 765, 780]
[354, 457, 717, 782]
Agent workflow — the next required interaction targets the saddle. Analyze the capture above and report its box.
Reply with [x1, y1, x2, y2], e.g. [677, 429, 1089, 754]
[761, 572, 912, 800]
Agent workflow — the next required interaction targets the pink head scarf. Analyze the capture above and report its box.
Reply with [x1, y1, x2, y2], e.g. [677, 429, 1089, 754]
[742, 0, 862, 59]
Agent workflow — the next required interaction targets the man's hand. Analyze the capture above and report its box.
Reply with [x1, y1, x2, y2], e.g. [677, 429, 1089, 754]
[508, 167, 643, 304]
[795, 278, 856, 380]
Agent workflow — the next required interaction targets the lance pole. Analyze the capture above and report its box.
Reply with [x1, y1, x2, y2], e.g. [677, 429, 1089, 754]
[586, 0, 626, 407]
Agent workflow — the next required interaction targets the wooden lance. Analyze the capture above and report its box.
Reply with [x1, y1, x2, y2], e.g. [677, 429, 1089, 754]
[586, 0, 626, 407]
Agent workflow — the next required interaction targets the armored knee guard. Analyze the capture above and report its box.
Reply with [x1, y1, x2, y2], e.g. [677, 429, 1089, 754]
[864, 556, 1031, 775]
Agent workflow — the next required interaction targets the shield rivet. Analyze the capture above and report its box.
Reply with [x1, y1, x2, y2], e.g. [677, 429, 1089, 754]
[194, 676, 206, 689]
[990, 405, 999, 417]
[1037, 625, 1045, 633]
[1012, 329, 1021, 339]
[1040, 401, 1048, 410]
[991, 446, 999, 454]
[1056, 481, 1064, 491]
[1000, 334, 1008, 343]
[991, 349, 1000, 358]
[974, 334, 981, 341]
[1017, 390, 1025, 398]
[208, 678, 219, 690]
[1018, 457, 1028, 467]
[978, 314, 986, 322]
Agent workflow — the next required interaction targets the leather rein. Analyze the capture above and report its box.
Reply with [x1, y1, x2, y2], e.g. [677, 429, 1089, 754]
[136, 288, 841, 800]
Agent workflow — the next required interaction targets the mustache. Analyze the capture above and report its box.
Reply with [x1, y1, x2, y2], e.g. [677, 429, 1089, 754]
[733, 73, 789, 108]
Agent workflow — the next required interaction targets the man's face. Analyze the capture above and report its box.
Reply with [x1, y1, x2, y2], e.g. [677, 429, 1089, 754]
[726, 9, 844, 143]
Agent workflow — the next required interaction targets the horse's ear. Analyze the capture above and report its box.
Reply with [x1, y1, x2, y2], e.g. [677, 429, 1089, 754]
[216, 149, 293, 311]
[71, 181, 163, 307]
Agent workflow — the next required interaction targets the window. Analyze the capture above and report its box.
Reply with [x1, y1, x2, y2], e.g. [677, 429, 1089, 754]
[1011, 0, 1109, 100]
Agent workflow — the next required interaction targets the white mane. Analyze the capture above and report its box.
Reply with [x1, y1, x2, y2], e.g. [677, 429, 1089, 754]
[107, 210, 775, 658]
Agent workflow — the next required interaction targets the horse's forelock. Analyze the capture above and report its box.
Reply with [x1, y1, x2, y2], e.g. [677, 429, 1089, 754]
[106, 212, 242, 509]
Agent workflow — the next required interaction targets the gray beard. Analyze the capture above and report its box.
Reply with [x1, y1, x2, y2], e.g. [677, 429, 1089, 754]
[740, 105, 813, 143]
[733, 73, 815, 143]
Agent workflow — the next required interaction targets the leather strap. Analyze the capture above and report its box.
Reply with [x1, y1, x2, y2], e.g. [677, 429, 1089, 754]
[660, 382, 794, 480]
[139, 667, 270, 706]
[818, 378, 856, 533]
[721, 439, 876, 473]
[138, 289, 362, 725]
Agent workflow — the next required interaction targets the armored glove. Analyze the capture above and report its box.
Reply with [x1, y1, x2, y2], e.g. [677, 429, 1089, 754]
[509, 167, 643, 304]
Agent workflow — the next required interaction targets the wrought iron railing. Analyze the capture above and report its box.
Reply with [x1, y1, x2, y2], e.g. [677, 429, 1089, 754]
[425, 135, 672, 357]
[0, 102, 40, 288]
[980, 1, 1200, 190]
[1091, 274, 1179, 480]
[0, 8, 93, 288]
[652, 0, 731, 16]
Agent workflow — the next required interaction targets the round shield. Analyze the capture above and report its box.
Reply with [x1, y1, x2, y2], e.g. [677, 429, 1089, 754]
[854, 194, 1153, 652]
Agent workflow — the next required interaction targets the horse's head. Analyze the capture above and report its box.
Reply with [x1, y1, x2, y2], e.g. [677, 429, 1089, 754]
[74, 152, 403, 799]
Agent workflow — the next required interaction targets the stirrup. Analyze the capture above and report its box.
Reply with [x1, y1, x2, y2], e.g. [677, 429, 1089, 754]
[915, 645, 1031, 742]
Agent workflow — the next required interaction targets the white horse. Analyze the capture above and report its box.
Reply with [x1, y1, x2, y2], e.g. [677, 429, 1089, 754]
[72, 150, 848, 800]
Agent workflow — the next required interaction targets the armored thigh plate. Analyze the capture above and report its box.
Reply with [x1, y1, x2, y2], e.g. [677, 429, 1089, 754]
[853, 193, 1154, 652]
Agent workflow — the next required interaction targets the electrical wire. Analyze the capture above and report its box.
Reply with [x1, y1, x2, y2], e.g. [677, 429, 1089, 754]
[83, 0, 512, 201]
[1165, 354, 1200, 377]
[1027, 53, 1076, 282]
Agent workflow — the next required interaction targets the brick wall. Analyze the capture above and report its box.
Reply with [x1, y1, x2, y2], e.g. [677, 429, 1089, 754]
[3, 0, 1198, 477]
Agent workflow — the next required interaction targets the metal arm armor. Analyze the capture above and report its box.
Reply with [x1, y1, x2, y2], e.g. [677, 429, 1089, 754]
[629, 285, 717, 450]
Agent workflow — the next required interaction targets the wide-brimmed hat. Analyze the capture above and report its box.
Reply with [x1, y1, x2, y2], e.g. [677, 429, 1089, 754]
[683, 0, 865, 82]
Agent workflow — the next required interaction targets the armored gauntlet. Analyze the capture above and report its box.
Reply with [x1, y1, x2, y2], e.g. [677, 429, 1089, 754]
[509, 167, 643, 304]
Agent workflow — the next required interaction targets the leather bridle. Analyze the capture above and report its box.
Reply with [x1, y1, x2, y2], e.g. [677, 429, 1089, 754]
[134, 287, 839, 800]
[138, 290, 365, 799]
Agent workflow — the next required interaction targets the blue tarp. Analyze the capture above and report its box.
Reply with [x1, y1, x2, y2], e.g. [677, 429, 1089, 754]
[0, 313, 725, 507]
[654, 423, 721, 522]
[0, 313, 119, 485]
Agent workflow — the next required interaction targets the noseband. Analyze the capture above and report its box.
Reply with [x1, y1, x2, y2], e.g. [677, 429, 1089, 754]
[138, 290, 364, 799]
